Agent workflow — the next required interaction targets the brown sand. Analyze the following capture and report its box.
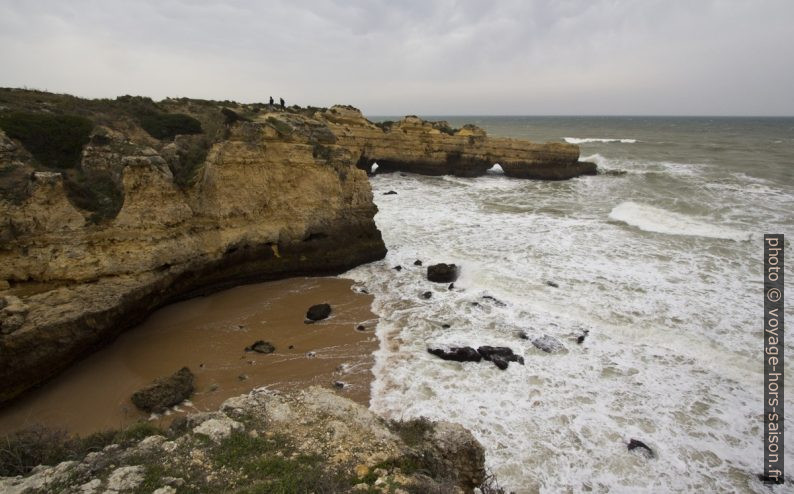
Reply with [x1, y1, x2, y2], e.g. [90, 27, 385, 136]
[0, 277, 378, 437]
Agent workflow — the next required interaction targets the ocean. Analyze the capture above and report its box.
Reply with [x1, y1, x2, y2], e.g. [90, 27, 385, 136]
[347, 116, 794, 492]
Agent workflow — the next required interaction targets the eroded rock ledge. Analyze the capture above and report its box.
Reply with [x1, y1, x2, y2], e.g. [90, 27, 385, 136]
[0, 90, 593, 405]
[0, 386, 488, 493]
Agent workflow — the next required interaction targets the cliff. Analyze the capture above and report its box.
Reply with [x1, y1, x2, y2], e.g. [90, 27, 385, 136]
[0, 89, 593, 405]
[0, 386, 490, 493]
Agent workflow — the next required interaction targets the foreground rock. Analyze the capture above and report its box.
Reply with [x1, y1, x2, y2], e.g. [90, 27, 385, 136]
[0, 387, 489, 493]
[130, 367, 195, 413]
[427, 263, 459, 283]
[477, 346, 525, 370]
[305, 303, 332, 322]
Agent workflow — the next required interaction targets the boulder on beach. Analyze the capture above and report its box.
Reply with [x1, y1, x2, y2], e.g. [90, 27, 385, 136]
[428, 263, 459, 283]
[627, 438, 655, 458]
[532, 335, 565, 353]
[428, 346, 482, 362]
[305, 303, 332, 322]
[130, 367, 195, 413]
[245, 340, 275, 354]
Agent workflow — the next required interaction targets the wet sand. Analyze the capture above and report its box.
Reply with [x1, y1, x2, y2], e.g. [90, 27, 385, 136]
[0, 277, 378, 437]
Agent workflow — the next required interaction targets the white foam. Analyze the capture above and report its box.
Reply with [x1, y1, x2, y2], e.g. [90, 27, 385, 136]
[344, 171, 793, 492]
[487, 163, 504, 174]
[608, 201, 750, 241]
[565, 137, 637, 144]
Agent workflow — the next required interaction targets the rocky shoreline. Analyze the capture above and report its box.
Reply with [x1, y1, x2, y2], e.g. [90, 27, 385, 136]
[0, 89, 595, 407]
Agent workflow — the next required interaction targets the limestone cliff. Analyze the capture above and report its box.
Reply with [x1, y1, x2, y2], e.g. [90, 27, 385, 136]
[0, 89, 593, 405]
[317, 107, 595, 179]
[0, 92, 386, 405]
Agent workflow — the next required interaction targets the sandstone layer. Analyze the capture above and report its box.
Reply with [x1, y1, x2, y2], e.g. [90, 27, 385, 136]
[0, 89, 593, 406]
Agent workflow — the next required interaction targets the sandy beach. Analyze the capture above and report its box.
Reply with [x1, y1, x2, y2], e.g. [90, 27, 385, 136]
[0, 277, 377, 437]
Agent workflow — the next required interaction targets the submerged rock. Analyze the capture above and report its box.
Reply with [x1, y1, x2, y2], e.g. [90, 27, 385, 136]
[627, 438, 655, 458]
[131, 367, 195, 413]
[245, 340, 275, 354]
[481, 295, 506, 307]
[546, 280, 559, 288]
[428, 263, 459, 283]
[427, 346, 482, 363]
[422, 291, 432, 299]
[383, 190, 398, 195]
[305, 303, 332, 322]
[532, 335, 565, 353]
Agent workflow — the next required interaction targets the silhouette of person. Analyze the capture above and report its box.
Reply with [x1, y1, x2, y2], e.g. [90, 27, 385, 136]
[279, 97, 285, 109]
[269, 96, 274, 105]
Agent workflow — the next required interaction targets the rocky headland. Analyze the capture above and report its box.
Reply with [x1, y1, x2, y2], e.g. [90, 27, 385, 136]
[0, 88, 595, 407]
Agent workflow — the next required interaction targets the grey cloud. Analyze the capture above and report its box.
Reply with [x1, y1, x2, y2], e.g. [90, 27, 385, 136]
[0, 0, 792, 115]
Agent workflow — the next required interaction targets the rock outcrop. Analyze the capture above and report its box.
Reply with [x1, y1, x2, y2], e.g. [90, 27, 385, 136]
[0, 387, 489, 493]
[318, 107, 596, 179]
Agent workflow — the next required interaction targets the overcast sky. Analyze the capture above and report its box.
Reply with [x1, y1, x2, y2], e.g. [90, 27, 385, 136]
[1, 0, 793, 115]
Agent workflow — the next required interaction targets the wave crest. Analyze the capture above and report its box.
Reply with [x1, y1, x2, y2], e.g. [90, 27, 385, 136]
[608, 201, 750, 241]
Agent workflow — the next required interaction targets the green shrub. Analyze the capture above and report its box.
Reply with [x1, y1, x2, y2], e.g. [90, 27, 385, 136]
[62, 170, 124, 223]
[0, 112, 93, 168]
[138, 113, 202, 140]
[169, 135, 210, 189]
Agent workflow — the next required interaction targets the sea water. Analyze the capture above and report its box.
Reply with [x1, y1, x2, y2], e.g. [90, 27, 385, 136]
[346, 116, 794, 492]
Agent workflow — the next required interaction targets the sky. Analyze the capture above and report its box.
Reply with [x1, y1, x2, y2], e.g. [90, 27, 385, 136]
[1, 0, 793, 116]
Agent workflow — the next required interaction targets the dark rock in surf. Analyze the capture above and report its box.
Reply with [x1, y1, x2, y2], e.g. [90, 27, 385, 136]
[393, 265, 403, 271]
[491, 355, 509, 370]
[245, 340, 275, 354]
[448, 283, 455, 290]
[306, 303, 332, 322]
[517, 331, 529, 340]
[427, 263, 459, 283]
[422, 291, 433, 299]
[627, 439, 655, 458]
[442, 324, 451, 329]
[333, 381, 346, 389]
[356, 324, 366, 331]
[477, 346, 524, 368]
[383, 190, 398, 195]
[546, 281, 559, 288]
[414, 260, 423, 266]
[532, 335, 564, 353]
[577, 334, 586, 344]
[428, 346, 482, 363]
[131, 367, 195, 413]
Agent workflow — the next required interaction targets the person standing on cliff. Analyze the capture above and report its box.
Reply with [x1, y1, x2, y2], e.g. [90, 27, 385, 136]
[269, 96, 274, 105]
[279, 97, 285, 109]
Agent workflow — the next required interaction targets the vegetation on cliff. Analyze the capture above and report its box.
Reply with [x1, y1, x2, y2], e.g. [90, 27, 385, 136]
[0, 387, 501, 493]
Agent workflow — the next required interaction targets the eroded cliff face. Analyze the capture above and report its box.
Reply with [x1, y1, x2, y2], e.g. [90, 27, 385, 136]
[0, 101, 386, 405]
[0, 91, 593, 405]
[317, 107, 596, 179]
